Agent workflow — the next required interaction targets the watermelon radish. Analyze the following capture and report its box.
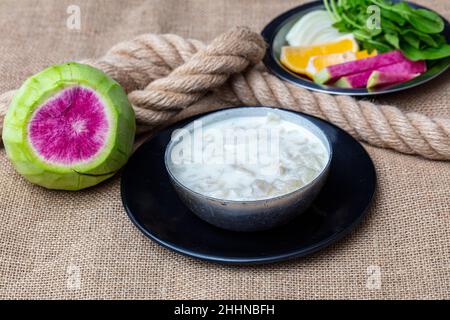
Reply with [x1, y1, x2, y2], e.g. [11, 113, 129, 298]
[2, 62, 136, 190]
[334, 59, 426, 88]
[334, 72, 372, 88]
[367, 72, 419, 88]
[314, 50, 407, 84]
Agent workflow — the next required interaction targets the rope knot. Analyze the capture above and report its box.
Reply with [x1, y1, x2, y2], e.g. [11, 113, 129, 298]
[127, 27, 266, 126]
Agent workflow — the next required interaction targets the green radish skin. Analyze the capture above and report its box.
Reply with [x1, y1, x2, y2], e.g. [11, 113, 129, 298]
[334, 77, 353, 88]
[2, 62, 136, 190]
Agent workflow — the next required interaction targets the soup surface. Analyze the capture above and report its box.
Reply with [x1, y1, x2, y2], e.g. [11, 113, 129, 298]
[167, 112, 329, 201]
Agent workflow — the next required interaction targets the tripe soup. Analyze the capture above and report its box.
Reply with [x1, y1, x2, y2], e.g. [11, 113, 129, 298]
[166, 111, 329, 201]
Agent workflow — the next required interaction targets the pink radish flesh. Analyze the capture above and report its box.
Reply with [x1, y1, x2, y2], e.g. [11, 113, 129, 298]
[335, 71, 372, 88]
[28, 86, 110, 165]
[367, 72, 418, 88]
[314, 50, 407, 84]
[335, 59, 426, 88]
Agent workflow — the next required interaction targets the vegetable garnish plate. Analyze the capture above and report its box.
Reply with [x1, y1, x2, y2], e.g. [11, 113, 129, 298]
[120, 109, 376, 265]
[261, 0, 450, 96]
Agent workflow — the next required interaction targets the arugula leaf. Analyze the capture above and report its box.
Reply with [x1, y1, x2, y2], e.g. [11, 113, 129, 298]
[384, 32, 400, 49]
[407, 9, 445, 34]
[380, 6, 406, 26]
[332, 20, 350, 33]
[400, 29, 439, 48]
[402, 33, 420, 49]
[401, 42, 450, 61]
[354, 29, 393, 52]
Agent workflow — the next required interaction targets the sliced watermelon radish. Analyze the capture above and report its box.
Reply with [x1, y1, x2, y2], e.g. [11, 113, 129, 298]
[334, 71, 372, 88]
[314, 50, 406, 84]
[334, 59, 426, 88]
[367, 71, 419, 88]
[28, 86, 110, 165]
[2, 62, 136, 190]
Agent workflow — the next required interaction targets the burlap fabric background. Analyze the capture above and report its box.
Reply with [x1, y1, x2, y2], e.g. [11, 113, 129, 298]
[0, 0, 448, 300]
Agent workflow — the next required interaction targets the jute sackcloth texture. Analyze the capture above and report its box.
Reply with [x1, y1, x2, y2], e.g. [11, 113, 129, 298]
[0, 0, 449, 299]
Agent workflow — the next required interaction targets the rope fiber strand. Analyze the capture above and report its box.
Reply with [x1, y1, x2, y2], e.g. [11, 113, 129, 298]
[0, 27, 449, 160]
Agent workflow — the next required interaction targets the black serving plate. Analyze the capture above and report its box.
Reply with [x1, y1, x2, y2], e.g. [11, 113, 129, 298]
[121, 108, 376, 264]
[261, 0, 450, 96]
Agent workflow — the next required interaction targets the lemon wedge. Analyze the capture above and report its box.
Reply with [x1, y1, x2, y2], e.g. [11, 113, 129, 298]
[305, 50, 377, 78]
[280, 35, 359, 76]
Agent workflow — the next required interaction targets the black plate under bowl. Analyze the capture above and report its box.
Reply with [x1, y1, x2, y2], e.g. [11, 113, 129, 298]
[261, 0, 450, 96]
[121, 108, 376, 264]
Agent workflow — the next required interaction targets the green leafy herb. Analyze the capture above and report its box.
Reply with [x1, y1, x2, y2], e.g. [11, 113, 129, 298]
[401, 42, 450, 60]
[384, 32, 400, 49]
[323, 0, 450, 60]
[402, 32, 420, 49]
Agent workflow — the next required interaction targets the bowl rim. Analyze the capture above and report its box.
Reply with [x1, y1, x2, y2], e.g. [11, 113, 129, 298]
[164, 106, 333, 204]
[261, 0, 450, 96]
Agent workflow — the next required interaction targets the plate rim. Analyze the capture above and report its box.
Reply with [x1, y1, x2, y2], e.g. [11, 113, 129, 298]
[121, 107, 377, 265]
[261, 0, 450, 96]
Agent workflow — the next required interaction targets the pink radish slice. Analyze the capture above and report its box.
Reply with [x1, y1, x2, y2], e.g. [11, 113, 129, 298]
[28, 86, 110, 165]
[367, 72, 419, 88]
[334, 59, 426, 88]
[314, 50, 406, 84]
[334, 71, 372, 88]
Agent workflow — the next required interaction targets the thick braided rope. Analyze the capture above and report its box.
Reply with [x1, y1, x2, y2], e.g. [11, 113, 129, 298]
[218, 69, 450, 160]
[84, 34, 206, 92]
[0, 28, 449, 160]
[127, 27, 266, 130]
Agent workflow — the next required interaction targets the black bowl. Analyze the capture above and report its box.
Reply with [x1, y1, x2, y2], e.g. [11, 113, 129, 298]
[120, 108, 377, 264]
